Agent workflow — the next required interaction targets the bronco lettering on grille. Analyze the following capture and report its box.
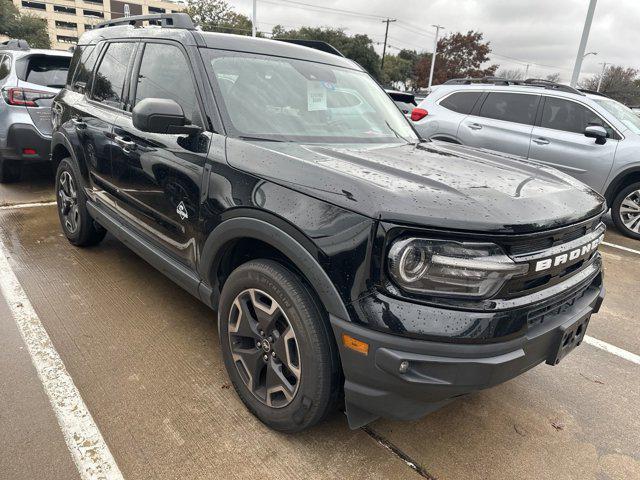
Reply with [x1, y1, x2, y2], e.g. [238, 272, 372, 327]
[534, 234, 604, 272]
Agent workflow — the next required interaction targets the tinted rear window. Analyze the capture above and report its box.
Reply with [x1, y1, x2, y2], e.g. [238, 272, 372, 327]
[478, 92, 539, 125]
[440, 91, 482, 114]
[24, 55, 70, 88]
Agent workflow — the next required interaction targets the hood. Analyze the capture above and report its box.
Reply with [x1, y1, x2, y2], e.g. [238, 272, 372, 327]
[226, 139, 605, 234]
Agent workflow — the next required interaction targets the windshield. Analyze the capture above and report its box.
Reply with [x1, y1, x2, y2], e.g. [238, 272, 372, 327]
[593, 97, 640, 135]
[203, 50, 418, 144]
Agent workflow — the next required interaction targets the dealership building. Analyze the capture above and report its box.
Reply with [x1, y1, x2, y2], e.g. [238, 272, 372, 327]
[10, 0, 185, 50]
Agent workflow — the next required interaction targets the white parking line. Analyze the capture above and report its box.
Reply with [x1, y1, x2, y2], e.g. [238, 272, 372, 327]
[601, 241, 640, 256]
[0, 200, 57, 210]
[583, 335, 640, 365]
[0, 241, 124, 480]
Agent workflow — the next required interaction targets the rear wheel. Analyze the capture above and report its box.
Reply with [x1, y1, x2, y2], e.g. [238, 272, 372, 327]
[0, 159, 22, 183]
[612, 182, 640, 240]
[55, 157, 107, 246]
[218, 259, 340, 432]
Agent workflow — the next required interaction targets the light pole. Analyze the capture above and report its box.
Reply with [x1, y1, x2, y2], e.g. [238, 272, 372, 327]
[428, 24, 444, 90]
[597, 62, 608, 92]
[570, 0, 598, 87]
[252, 0, 257, 37]
[380, 18, 396, 71]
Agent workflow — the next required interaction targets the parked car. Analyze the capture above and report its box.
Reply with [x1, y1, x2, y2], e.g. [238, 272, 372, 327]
[385, 89, 416, 117]
[51, 14, 605, 432]
[412, 78, 640, 239]
[0, 39, 72, 182]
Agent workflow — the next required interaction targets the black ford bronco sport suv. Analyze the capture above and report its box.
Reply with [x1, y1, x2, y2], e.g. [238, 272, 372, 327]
[51, 14, 606, 432]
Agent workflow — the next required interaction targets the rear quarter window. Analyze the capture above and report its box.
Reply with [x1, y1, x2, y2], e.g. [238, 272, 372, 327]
[0, 55, 11, 81]
[69, 45, 98, 93]
[439, 91, 482, 114]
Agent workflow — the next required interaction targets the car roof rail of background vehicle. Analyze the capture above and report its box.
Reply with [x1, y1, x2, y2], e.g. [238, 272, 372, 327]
[443, 76, 585, 96]
[276, 39, 345, 57]
[95, 13, 196, 30]
[578, 88, 611, 98]
[0, 39, 30, 51]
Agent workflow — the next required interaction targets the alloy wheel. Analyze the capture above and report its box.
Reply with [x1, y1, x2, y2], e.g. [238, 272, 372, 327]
[58, 170, 79, 234]
[619, 188, 640, 233]
[228, 288, 301, 408]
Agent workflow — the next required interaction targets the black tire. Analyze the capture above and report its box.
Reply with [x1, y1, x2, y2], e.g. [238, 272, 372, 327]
[611, 182, 640, 240]
[55, 157, 107, 247]
[0, 159, 22, 183]
[218, 259, 341, 432]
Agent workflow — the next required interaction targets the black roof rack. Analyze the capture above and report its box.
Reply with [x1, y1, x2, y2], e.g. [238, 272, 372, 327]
[95, 13, 195, 30]
[276, 39, 345, 57]
[0, 39, 30, 51]
[443, 76, 584, 96]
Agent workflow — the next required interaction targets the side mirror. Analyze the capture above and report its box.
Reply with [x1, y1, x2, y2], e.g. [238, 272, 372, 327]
[132, 98, 201, 135]
[584, 125, 607, 145]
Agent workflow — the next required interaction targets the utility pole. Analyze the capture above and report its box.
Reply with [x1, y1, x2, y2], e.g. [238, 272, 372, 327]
[597, 62, 608, 92]
[524, 64, 530, 79]
[252, 0, 257, 37]
[428, 24, 444, 90]
[570, 0, 598, 87]
[380, 18, 396, 71]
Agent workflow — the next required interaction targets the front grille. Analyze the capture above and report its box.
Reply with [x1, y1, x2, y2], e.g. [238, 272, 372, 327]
[499, 217, 604, 299]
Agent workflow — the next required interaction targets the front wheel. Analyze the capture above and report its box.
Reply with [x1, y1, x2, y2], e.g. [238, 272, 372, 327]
[218, 259, 341, 432]
[611, 182, 640, 240]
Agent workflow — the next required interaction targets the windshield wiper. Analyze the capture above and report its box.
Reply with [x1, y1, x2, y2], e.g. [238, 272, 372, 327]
[385, 121, 418, 146]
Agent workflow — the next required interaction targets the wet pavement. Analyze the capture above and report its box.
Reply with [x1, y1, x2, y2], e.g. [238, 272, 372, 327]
[0, 183, 639, 480]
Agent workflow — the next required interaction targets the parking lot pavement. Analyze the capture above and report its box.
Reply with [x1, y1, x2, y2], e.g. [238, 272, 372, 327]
[0, 164, 54, 207]
[0, 196, 638, 480]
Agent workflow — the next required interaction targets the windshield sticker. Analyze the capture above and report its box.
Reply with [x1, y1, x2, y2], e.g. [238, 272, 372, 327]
[307, 81, 327, 111]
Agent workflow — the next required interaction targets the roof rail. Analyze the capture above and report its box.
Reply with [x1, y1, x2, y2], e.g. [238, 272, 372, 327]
[444, 76, 511, 85]
[95, 13, 195, 30]
[0, 39, 30, 51]
[578, 88, 610, 98]
[443, 76, 585, 95]
[276, 39, 345, 57]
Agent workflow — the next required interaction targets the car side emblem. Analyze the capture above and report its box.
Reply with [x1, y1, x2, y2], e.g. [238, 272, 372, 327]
[177, 201, 189, 220]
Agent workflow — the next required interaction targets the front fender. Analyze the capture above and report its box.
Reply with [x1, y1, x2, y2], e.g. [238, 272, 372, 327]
[198, 216, 350, 321]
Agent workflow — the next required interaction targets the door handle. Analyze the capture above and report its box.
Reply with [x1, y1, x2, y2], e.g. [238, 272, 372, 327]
[71, 117, 86, 129]
[467, 123, 483, 130]
[533, 137, 550, 145]
[115, 135, 137, 152]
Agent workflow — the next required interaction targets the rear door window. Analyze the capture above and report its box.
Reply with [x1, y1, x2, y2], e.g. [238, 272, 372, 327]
[92, 42, 136, 108]
[541, 96, 614, 137]
[23, 55, 70, 88]
[440, 91, 482, 114]
[478, 92, 539, 125]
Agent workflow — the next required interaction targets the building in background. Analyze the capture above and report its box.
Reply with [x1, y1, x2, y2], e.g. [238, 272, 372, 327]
[11, 0, 185, 50]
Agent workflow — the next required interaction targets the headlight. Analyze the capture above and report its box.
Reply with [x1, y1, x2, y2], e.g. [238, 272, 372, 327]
[387, 238, 529, 298]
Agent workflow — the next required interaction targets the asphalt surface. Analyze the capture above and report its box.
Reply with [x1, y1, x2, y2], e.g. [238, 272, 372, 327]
[1, 171, 639, 480]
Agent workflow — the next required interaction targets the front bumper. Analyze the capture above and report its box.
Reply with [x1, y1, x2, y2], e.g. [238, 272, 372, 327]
[331, 273, 604, 429]
[0, 123, 52, 164]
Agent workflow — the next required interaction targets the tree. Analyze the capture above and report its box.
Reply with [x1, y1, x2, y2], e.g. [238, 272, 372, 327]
[271, 26, 381, 79]
[414, 31, 498, 87]
[0, 0, 50, 48]
[581, 65, 639, 105]
[381, 54, 413, 88]
[545, 73, 561, 83]
[186, 0, 253, 36]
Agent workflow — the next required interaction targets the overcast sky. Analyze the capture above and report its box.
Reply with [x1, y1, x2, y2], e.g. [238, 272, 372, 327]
[228, 0, 639, 83]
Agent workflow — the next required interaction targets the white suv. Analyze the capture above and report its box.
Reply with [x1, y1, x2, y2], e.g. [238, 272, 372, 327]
[412, 78, 640, 239]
